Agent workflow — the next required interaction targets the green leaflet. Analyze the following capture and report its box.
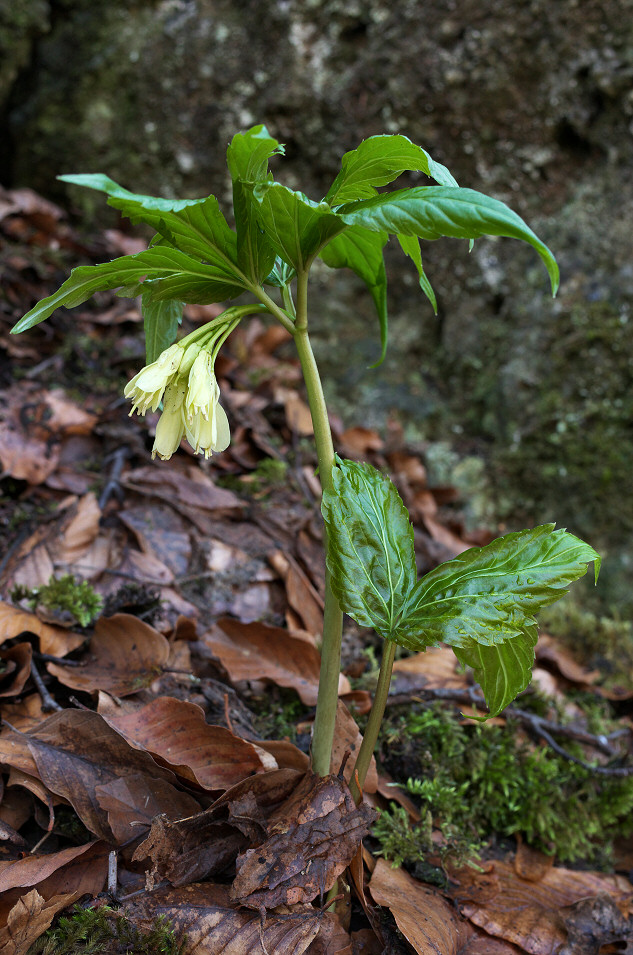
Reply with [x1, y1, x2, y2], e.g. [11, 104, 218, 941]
[453, 628, 538, 717]
[141, 294, 183, 364]
[321, 459, 416, 639]
[250, 181, 345, 272]
[319, 227, 389, 365]
[396, 234, 438, 313]
[58, 173, 246, 290]
[338, 186, 560, 295]
[325, 134, 459, 207]
[227, 125, 283, 284]
[10, 247, 237, 333]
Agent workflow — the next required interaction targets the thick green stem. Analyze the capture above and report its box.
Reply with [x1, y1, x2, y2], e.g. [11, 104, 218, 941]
[292, 272, 343, 778]
[349, 640, 396, 804]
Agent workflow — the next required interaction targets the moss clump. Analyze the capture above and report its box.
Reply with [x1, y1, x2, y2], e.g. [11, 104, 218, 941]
[12, 574, 102, 627]
[376, 702, 633, 868]
[27, 904, 185, 955]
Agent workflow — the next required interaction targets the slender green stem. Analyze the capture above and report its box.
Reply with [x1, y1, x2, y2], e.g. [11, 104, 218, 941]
[292, 270, 343, 778]
[349, 640, 396, 804]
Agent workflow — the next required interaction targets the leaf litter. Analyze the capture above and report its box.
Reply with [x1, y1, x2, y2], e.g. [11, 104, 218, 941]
[0, 187, 631, 952]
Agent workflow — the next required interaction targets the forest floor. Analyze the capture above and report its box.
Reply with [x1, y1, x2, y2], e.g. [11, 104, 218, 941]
[0, 185, 632, 954]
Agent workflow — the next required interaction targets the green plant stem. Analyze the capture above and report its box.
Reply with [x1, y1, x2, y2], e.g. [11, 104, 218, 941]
[292, 271, 343, 778]
[350, 640, 396, 804]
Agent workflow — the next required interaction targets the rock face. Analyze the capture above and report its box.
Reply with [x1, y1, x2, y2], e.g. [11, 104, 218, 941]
[3, 0, 633, 604]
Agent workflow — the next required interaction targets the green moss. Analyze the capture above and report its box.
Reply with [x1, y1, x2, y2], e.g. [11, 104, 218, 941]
[250, 686, 307, 744]
[12, 574, 103, 628]
[217, 456, 289, 497]
[27, 904, 185, 955]
[376, 702, 633, 868]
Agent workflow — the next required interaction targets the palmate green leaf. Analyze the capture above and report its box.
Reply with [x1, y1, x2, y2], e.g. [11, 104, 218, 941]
[321, 459, 416, 639]
[320, 227, 389, 365]
[325, 134, 459, 207]
[338, 186, 560, 295]
[10, 246, 238, 333]
[227, 125, 283, 284]
[58, 173, 246, 292]
[141, 293, 183, 364]
[251, 182, 345, 273]
[396, 524, 600, 715]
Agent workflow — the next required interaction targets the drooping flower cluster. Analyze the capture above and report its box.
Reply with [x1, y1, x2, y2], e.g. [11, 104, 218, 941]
[124, 337, 230, 461]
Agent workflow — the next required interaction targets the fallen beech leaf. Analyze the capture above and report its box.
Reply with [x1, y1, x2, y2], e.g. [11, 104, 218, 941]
[256, 740, 310, 773]
[0, 841, 107, 894]
[0, 643, 32, 698]
[0, 888, 72, 955]
[125, 882, 322, 955]
[101, 696, 272, 790]
[514, 840, 555, 883]
[329, 700, 377, 794]
[95, 773, 201, 843]
[0, 602, 84, 657]
[269, 549, 324, 638]
[369, 858, 464, 954]
[47, 613, 170, 696]
[536, 633, 600, 686]
[118, 504, 192, 576]
[133, 769, 301, 888]
[1, 694, 47, 731]
[459, 858, 632, 954]
[8, 767, 58, 830]
[122, 464, 246, 521]
[49, 492, 101, 566]
[391, 645, 469, 694]
[339, 426, 383, 455]
[24, 709, 182, 842]
[231, 771, 377, 909]
[204, 618, 350, 705]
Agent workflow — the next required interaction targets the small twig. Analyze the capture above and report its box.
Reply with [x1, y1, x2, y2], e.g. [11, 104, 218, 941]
[99, 446, 129, 510]
[30, 660, 62, 712]
[33, 651, 86, 667]
[30, 830, 54, 854]
[223, 692, 234, 734]
[107, 851, 118, 895]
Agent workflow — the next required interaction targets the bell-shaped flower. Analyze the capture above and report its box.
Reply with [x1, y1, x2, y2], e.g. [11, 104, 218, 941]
[185, 400, 231, 459]
[184, 350, 220, 422]
[151, 380, 187, 460]
[124, 343, 184, 416]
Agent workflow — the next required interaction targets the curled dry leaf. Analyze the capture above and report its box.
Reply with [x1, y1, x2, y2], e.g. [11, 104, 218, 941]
[23, 709, 185, 842]
[0, 601, 84, 657]
[203, 618, 350, 706]
[101, 696, 273, 791]
[47, 613, 170, 696]
[329, 700, 377, 794]
[0, 643, 32, 698]
[134, 768, 302, 888]
[559, 894, 633, 955]
[0, 888, 73, 955]
[231, 771, 378, 909]
[125, 882, 323, 955]
[95, 773, 201, 843]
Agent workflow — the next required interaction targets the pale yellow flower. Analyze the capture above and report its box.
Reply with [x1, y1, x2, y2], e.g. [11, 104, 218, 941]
[185, 400, 231, 458]
[185, 350, 218, 421]
[124, 343, 183, 416]
[151, 380, 187, 460]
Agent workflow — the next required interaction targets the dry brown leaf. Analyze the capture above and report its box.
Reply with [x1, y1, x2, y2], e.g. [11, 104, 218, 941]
[133, 768, 302, 887]
[101, 696, 273, 790]
[231, 771, 377, 909]
[0, 602, 84, 657]
[514, 840, 555, 883]
[0, 643, 32, 698]
[122, 465, 245, 526]
[391, 645, 469, 694]
[47, 613, 170, 696]
[24, 709, 184, 842]
[95, 773, 201, 843]
[269, 549, 324, 638]
[329, 700, 377, 794]
[203, 618, 350, 705]
[459, 858, 632, 954]
[0, 841, 107, 895]
[7, 768, 58, 830]
[536, 633, 601, 686]
[339, 427, 384, 455]
[125, 882, 323, 955]
[559, 894, 633, 954]
[49, 492, 101, 566]
[118, 504, 192, 576]
[369, 858, 464, 954]
[0, 888, 75, 955]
